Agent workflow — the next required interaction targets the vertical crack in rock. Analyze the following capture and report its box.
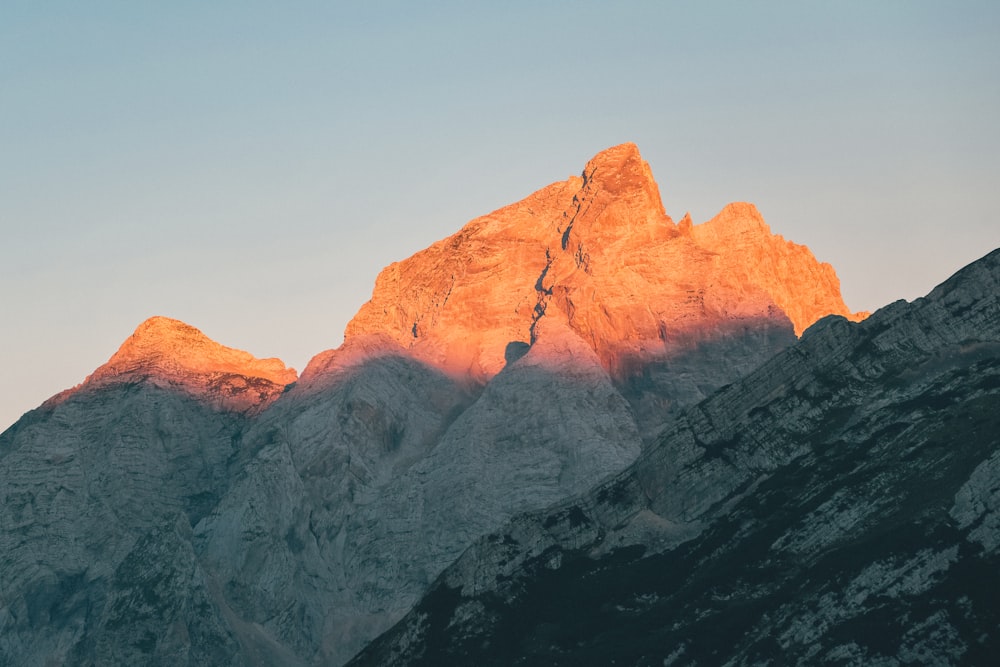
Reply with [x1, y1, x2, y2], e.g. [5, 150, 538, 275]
[531, 247, 555, 344]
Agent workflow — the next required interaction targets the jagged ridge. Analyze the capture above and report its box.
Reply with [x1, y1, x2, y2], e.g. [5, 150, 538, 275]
[345, 142, 864, 385]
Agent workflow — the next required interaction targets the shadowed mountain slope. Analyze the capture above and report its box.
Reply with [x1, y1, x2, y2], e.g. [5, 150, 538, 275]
[350, 248, 1000, 666]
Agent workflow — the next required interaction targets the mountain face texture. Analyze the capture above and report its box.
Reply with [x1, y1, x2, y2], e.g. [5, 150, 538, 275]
[346, 143, 864, 437]
[349, 248, 1000, 667]
[45, 316, 298, 414]
[1, 365, 276, 664]
[1, 144, 880, 667]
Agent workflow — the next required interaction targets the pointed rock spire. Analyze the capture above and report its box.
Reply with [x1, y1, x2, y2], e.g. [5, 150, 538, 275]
[678, 212, 693, 235]
[580, 142, 664, 202]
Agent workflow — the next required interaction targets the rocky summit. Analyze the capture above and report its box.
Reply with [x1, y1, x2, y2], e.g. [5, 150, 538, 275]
[59, 316, 298, 414]
[3, 144, 990, 667]
[347, 142, 863, 384]
[345, 143, 864, 440]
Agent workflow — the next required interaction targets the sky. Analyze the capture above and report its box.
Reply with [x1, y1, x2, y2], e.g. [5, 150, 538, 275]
[2, 1, 999, 431]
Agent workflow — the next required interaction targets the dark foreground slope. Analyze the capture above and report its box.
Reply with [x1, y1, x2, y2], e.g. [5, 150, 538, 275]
[350, 248, 1000, 667]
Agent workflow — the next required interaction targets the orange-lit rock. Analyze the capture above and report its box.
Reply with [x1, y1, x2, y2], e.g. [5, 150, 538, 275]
[690, 202, 868, 335]
[80, 316, 297, 412]
[344, 174, 580, 380]
[344, 142, 865, 383]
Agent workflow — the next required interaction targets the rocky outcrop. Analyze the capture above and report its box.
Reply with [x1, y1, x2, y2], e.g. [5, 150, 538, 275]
[0, 319, 301, 666]
[350, 248, 1000, 666]
[179, 313, 647, 666]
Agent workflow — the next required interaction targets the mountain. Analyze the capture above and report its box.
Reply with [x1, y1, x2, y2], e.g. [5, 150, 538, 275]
[0, 318, 298, 665]
[2, 144, 869, 666]
[349, 248, 1000, 666]
[345, 143, 864, 438]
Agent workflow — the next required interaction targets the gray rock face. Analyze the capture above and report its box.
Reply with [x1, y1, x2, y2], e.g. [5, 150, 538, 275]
[0, 295, 795, 667]
[184, 317, 646, 665]
[0, 386, 252, 666]
[0, 314, 785, 666]
[350, 248, 1000, 666]
[1, 222, 814, 667]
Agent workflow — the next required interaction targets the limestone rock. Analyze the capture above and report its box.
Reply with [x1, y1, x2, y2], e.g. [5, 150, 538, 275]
[351, 248, 1000, 666]
[0, 384, 255, 666]
[690, 202, 868, 335]
[0, 144, 879, 667]
[343, 144, 862, 438]
[185, 315, 644, 666]
[345, 143, 862, 387]
[51, 316, 298, 414]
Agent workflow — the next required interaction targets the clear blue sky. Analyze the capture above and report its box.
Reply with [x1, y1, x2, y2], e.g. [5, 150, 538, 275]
[3, 1, 999, 431]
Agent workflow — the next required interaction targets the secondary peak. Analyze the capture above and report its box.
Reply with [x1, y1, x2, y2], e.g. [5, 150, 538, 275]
[80, 316, 297, 412]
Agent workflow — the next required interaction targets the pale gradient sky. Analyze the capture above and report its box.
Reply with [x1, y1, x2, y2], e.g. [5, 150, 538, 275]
[3, 2, 999, 431]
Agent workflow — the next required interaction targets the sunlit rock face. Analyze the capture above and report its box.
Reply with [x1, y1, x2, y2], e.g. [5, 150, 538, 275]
[0, 145, 874, 667]
[49, 316, 298, 414]
[351, 249, 1000, 667]
[345, 143, 863, 438]
[346, 142, 864, 383]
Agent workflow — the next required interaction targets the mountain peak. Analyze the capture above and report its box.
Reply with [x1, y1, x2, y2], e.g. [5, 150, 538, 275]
[128, 315, 216, 348]
[690, 205, 867, 335]
[577, 142, 670, 224]
[344, 143, 861, 381]
[77, 316, 297, 412]
[701, 202, 770, 235]
[582, 143, 650, 189]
